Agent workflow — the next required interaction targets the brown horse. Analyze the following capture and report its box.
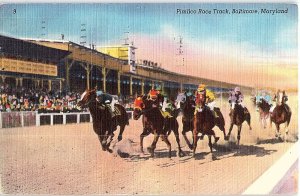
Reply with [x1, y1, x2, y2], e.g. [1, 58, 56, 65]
[227, 103, 252, 146]
[256, 98, 271, 129]
[270, 90, 292, 140]
[175, 92, 195, 150]
[192, 96, 227, 158]
[133, 95, 185, 158]
[175, 92, 228, 151]
[77, 89, 129, 152]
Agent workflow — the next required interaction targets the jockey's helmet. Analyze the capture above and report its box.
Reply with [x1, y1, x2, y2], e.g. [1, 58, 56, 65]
[149, 89, 158, 99]
[198, 84, 206, 92]
[234, 87, 240, 93]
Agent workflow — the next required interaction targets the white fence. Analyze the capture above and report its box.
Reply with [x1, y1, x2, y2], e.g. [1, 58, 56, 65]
[0, 111, 134, 129]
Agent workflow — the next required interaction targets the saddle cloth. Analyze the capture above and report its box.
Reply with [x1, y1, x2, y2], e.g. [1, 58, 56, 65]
[160, 109, 173, 118]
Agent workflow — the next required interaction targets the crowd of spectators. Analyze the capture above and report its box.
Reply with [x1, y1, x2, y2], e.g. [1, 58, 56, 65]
[0, 82, 87, 113]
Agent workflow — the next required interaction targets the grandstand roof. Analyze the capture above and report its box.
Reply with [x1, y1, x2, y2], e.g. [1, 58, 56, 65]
[0, 34, 70, 64]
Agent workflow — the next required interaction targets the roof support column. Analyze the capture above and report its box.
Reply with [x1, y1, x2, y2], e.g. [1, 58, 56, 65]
[48, 80, 52, 91]
[130, 76, 133, 96]
[180, 82, 183, 92]
[65, 59, 74, 90]
[19, 77, 23, 87]
[117, 71, 121, 95]
[141, 79, 145, 95]
[102, 67, 106, 92]
[86, 64, 91, 90]
[59, 80, 62, 92]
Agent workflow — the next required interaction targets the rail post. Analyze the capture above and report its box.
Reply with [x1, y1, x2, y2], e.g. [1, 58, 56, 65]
[76, 113, 80, 124]
[0, 112, 2, 129]
[50, 114, 54, 126]
[36, 111, 40, 126]
[63, 113, 66, 125]
[21, 112, 24, 127]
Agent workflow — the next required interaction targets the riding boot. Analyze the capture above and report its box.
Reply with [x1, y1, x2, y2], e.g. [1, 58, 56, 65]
[107, 105, 115, 118]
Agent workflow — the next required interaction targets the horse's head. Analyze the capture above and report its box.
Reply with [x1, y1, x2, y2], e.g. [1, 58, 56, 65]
[196, 91, 206, 109]
[77, 88, 97, 108]
[175, 92, 186, 109]
[133, 95, 146, 120]
[276, 90, 287, 106]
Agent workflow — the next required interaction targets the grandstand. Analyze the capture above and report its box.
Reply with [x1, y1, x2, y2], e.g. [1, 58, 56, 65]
[0, 34, 252, 99]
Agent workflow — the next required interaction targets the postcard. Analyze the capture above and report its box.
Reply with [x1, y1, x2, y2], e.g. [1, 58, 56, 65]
[0, 3, 298, 195]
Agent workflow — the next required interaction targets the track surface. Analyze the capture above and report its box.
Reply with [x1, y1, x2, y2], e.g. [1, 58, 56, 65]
[0, 95, 298, 195]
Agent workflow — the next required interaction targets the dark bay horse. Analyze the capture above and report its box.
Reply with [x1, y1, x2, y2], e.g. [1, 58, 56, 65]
[77, 89, 129, 152]
[192, 94, 227, 158]
[270, 90, 292, 140]
[133, 95, 185, 158]
[256, 98, 271, 129]
[227, 103, 252, 146]
[175, 92, 228, 151]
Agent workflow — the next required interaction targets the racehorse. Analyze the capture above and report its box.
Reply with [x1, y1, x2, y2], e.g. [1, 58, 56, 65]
[270, 90, 292, 140]
[133, 95, 185, 158]
[227, 102, 252, 146]
[256, 98, 271, 129]
[77, 88, 129, 152]
[192, 93, 227, 158]
[175, 92, 228, 151]
[175, 92, 195, 150]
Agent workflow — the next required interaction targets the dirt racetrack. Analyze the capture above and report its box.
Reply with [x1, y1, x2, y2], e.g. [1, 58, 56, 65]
[0, 95, 298, 195]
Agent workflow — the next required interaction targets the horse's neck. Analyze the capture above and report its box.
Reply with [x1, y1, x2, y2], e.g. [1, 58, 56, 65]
[88, 101, 104, 119]
[183, 102, 194, 116]
[144, 107, 161, 119]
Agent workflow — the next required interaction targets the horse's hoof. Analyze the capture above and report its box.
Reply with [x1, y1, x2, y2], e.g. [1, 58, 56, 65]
[199, 135, 204, 140]
[147, 147, 154, 154]
[178, 151, 186, 157]
[107, 148, 113, 153]
[188, 145, 193, 150]
[214, 137, 220, 143]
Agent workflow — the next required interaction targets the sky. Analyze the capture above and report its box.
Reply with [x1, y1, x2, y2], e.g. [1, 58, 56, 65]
[0, 3, 298, 90]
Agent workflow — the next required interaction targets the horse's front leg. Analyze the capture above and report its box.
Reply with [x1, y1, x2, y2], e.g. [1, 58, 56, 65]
[237, 125, 242, 147]
[147, 132, 159, 158]
[106, 132, 115, 151]
[98, 135, 107, 151]
[140, 128, 150, 154]
[192, 129, 199, 158]
[182, 122, 193, 150]
[275, 124, 280, 138]
[173, 124, 186, 157]
[117, 125, 125, 142]
[161, 134, 172, 158]
[227, 123, 234, 140]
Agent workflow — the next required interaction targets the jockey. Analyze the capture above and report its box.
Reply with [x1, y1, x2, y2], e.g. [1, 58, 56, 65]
[195, 84, 218, 118]
[148, 86, 173, 118]
[148, 85, 163, 108]
[228, 87, 244, 110]
[96, 90, 115, 118]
